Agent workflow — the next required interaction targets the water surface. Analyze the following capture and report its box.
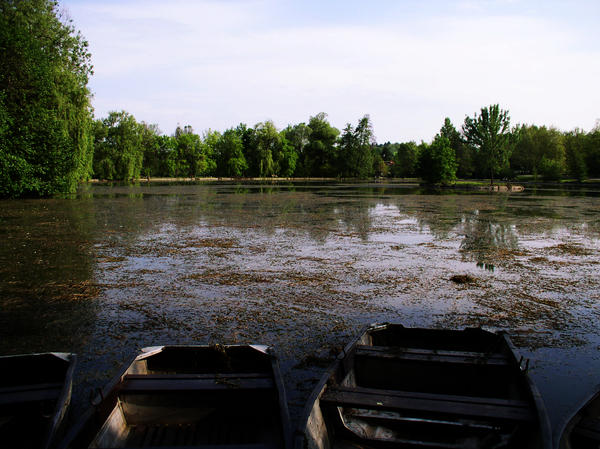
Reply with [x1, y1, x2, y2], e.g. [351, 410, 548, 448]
[1, 181, 599, 437]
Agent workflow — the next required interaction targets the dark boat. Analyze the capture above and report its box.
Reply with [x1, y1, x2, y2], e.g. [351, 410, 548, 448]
[58, 344, 291, 449]
[557, 386, 600, 448]
[0, 352, 76, 449]
[297, 323, 551, 449]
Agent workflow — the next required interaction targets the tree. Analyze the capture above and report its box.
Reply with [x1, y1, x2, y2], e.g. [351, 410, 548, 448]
[391, 142, 420, 178]
[92, 111, 144, 180]
[140, 123, 161, 178]
[440, 118, 473, 178]
[303, 113, 339, 177]
[0, 0, 94, 196]
[563, 129, 587, 181]
[216, 128, 247, 177]
[274, 133, 298, 177]
[282, 123, 310, 176]
[171, 125, 216, 178]
[463, 105, 511, 184]
[338, 115, 375, 178]
[511, 125, 565, 180]
[418, 135, 457, 184]
[585, 125, 600, 177]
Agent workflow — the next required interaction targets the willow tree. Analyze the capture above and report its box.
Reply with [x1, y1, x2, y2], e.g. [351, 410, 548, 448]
[463, 105, 511, 185]
[0, 0, 94, 197]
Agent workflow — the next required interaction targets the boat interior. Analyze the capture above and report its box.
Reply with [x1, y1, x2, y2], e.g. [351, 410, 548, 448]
[89, 346, 286, 449]
[308, 326, 543, 449]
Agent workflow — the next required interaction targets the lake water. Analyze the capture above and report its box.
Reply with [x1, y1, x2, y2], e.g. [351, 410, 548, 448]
[1, 181, 599, 437]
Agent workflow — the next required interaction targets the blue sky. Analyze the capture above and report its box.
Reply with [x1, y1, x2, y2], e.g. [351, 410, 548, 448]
[61, 0, 600, 142]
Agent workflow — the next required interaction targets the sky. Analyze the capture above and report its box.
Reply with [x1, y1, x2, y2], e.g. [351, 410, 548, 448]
[61, 0, 600, 142]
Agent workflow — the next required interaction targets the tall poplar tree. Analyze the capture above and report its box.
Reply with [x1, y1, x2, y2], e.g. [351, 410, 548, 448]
[0, 0, 94, 196]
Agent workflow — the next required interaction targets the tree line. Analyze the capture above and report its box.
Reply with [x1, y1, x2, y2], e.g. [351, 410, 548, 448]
[89, 106, 600, 186]
[381, 112, 600, 184]
[1, 0, 599, 197]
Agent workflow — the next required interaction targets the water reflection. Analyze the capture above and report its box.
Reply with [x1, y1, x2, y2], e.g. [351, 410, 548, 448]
[0, 199, 99, 354]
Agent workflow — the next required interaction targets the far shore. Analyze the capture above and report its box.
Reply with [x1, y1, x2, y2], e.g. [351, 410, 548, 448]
[85, 176, 600, 190]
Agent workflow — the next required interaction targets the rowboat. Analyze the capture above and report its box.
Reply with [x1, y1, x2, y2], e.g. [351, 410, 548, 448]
[556, 386, 600, 448]
[298, 323, 552, 449]
[58, 344, 291, 449]
[0, 352, 76, 449]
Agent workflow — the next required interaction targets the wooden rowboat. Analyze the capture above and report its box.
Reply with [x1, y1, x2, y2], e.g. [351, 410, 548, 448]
[58, 345, 291, 449]
[556, 386, 600, 448]
[0, 352, 76, 449]
[298, 323, 552, 449]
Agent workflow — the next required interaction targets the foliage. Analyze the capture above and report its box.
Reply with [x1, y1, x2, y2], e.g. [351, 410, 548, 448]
[463, 105, 511, 184]
[585, 126, 600, 177]
[440, 118, 473, 178]
[391, 142, 420, 177]
[282, 123, 310, 176]
[302, 113, 340, 177]
[563, 130, 587, 180]
[511, 125, 565, 180]
[338, 115, 375, 178]
[92, 111, 144, 180]
[0, 0, 94, 197]
[216, 128, 247, 177]
[418, 135, 457, 184]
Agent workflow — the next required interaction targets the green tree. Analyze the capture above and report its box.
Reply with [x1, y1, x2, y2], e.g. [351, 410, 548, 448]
[274, 133, 298, 177]
[282, 123, 310, 176]
[463, 105, 512, 184]
[216, 128, 248, 177]
[140, 123, 161, 178]
[303, 113, 340, 177]
[253, 121, 278, 177]
[585, 124, 600, 177]
[201, 129, 219, 176]
[511, 125, 565, 180]
[440, 118, 473, 178]
[563, 130, 587, 180]
[391, 142, 420, 178]
[172, 125, 214, 178]
[418, 135, 457, 184]
[338, 115, 375, 178]
[0, 0, 94, 196]
[93, 111, 144, 180]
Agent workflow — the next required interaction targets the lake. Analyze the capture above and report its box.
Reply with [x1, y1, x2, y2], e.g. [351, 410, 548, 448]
[1, 181, 599, 437]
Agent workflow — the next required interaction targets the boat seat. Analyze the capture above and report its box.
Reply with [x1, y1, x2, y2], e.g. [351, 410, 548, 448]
[120, 373, 274, 392]
[96, 445, 279, 449]
[355, 345, 510, 366]
[321, 385, 534, 422]
[0, 382, 63, 405]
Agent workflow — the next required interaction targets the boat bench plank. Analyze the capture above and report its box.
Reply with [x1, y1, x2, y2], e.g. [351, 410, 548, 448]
[96, 445, 278, 449]
[321, 386, 534, 422]
[124, 373, 272, 380]
[0, 383, 63, 405]
[355, 345, 509, 366]
[121, 376, 274, 392]
[333, 386, 530, 408]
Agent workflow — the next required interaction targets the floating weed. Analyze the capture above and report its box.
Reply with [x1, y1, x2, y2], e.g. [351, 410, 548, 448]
[549, 243, 592, 256]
